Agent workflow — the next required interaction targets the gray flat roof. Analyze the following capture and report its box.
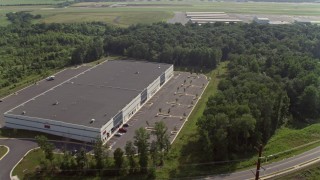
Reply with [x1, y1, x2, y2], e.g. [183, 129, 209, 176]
[6, 60, 172, 128]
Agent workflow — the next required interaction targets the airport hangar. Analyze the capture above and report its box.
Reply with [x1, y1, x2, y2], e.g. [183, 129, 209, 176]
[4, 60, 173, 143]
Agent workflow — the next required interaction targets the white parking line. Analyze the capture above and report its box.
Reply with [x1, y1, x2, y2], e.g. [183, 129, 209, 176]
[170, 76, 209, 144]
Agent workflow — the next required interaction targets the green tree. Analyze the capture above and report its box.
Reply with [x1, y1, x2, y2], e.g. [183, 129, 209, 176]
[113, 148, 124, 174]
[152, 121, 170, 165]
[149, 140, 158, 167]
[76, 148, 87, 171]
[134, 127, 150, 173]
[298, 85, 320, 119]
[93, 139, 105, 169]
[35, 135, 54, 163]
[125, 141, 137, 174]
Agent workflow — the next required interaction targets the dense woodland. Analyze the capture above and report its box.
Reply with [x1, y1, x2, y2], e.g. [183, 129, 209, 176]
[102, 22, 320, 160]
[1, 12, 320, 164]
[0, 13, 106, 88]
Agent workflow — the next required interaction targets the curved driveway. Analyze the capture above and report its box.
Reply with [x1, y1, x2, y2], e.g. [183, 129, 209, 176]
[0, 139, 37, 180]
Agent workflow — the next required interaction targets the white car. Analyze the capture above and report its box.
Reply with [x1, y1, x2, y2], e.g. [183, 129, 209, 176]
[114, 133, 122, 137]
[46, 76, 55, 81]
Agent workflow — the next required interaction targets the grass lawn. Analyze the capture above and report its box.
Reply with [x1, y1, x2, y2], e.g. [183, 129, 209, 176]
[12, 148, 44, 179]
[0, 145, 9, 159]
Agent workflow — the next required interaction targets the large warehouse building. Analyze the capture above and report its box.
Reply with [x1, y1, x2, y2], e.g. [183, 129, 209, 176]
[4, 60, 173, 143]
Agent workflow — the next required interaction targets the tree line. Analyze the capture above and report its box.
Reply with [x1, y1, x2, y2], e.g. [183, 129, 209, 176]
[31, 121, 170, 179]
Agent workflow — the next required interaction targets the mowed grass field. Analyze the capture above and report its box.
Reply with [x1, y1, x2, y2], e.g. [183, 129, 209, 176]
[1, 1, 320, 26]
[0, 0, 67, 5]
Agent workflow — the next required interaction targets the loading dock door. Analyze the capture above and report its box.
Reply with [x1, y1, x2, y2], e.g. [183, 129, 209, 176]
[141, 89, 147, 105]
[160, 73, 165, 86]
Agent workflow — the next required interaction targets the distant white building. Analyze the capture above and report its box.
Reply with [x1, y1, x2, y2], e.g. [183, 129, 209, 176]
[294, 19, 311, 25]
[253, 17, 270, 24]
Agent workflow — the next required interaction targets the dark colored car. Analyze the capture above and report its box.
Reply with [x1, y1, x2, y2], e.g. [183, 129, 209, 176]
[123, 123, 129, 128]
[119, 128, 127, 133]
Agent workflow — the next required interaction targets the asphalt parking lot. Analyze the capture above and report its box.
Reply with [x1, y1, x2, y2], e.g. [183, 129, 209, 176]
[109, 72, 208, 151]
[0, 65, 91, 127]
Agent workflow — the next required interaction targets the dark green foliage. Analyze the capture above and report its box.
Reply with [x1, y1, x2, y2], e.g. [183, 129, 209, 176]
[194, 23, 320, 161]
[35, 135, 54, 162]
[60, 150, 77, 171]
[6, 11, 41, 25]
[76, 148, 88, 170]
[93, 139, 105, 169]
[134, 127, 150, 173]
[152, 121, 171, 166]
[125, 141, 137, 174]
[0, 15, 107, 89]
[113, 148, 124, 174]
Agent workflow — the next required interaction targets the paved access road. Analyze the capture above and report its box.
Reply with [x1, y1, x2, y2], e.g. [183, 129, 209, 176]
[205, 146, 320, 180]
[0, 66, 90, 127]
[0, 139, 37, 180]
[0, 138, 95, 180]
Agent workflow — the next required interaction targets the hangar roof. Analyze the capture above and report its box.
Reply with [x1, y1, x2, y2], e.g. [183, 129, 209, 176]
[6, 60, 172, 129]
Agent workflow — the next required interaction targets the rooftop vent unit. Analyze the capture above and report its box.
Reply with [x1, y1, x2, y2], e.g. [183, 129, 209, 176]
[53, 101, 59, 105]
[90, 119, 95, 124]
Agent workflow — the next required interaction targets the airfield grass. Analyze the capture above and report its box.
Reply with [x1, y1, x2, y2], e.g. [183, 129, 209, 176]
[0, 145, 8, 159]
[40, 11, 173, 27]
[0, 0, 67, 5]
[1, 1, 320, 26]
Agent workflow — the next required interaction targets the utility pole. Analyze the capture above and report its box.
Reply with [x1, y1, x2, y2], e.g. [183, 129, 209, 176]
[255, 144, 263, 180]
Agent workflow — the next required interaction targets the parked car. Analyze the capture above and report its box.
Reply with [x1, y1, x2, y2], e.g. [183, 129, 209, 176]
[123, 123, 129, 128]
[46, 76, 55, 81]
[119, 128, 127, 133]
[114, 133, 122, 137]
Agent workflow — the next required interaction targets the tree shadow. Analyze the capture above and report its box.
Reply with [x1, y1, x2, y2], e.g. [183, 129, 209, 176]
[287, 118, 320, 130]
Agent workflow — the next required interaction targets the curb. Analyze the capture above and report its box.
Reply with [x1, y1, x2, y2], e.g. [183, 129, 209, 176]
[10, 147, 40, 180]
[0, 145, 9, 161]
[171, 74, 209, 144]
